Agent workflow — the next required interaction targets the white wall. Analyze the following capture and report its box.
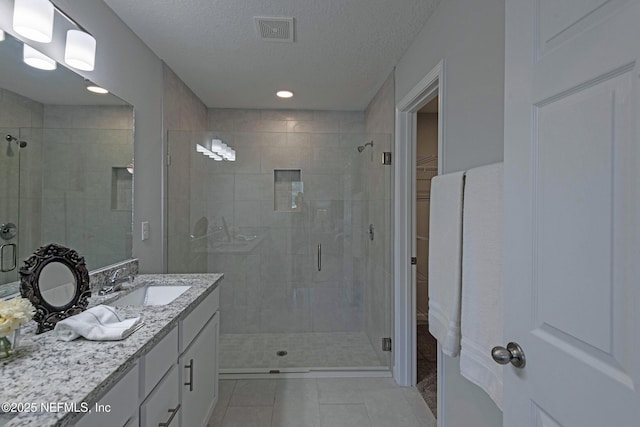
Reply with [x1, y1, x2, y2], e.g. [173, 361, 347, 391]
[395, 0, 505, 425]
[396, 0, 505, 172]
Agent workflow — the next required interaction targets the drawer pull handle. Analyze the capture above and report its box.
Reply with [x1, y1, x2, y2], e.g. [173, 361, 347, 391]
[184, 359, 194, 391]
[158, 403, 181, 427]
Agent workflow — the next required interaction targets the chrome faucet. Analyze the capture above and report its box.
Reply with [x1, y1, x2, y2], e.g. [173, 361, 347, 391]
[98, 268, 135, 295]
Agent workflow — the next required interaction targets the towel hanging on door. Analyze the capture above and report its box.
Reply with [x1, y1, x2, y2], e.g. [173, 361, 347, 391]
[459, 162, 504, 410]
[428, 171, 465, 357]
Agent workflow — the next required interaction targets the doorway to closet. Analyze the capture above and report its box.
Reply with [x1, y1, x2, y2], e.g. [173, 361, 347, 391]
[415, 96, 439, 416]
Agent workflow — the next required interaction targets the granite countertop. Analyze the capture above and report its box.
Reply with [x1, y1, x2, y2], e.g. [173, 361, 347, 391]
[0, 273, 223, 427]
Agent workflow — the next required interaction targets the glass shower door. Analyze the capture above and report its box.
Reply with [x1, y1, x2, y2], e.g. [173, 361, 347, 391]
[0, 130, 22, 287]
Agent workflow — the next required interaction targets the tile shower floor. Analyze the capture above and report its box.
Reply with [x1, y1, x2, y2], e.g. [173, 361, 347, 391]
[208, 378, 437, 427]
[220, 332, 386, 371]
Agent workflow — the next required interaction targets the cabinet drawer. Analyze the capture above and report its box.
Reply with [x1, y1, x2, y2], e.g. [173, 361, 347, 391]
[141, 326, 178, 397]
[140, 364, 180, 427]
[180, 287, 219, 352]
[74, 362, 139, 427]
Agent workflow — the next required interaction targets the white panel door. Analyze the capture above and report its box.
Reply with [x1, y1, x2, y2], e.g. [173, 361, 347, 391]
[503, 0, 640, 425]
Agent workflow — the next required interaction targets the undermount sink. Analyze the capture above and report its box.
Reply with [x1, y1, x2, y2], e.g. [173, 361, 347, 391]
[110, 285, 191, 307]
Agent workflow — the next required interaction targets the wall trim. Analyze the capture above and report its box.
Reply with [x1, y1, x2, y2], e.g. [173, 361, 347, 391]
[394, 59, 445, 424]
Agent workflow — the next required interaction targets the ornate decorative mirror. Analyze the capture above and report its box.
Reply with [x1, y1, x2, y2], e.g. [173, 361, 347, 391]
[19, 243, 91, 334]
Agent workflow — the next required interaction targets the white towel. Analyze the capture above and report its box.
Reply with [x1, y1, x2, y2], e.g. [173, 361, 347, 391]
[428, 171, 465, 357]
[459, 162, 504, 410]
[54, 305, 143, 342]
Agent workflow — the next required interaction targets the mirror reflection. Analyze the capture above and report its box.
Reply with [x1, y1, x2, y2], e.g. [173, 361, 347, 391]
[38, 262, 76, 308]
[0, 31, 134, 291]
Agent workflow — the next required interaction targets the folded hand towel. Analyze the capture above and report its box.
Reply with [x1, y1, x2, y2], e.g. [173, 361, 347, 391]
[54, 305, 143, 342]
[428, 171, 465, 357]
[459, 162, 504, 410]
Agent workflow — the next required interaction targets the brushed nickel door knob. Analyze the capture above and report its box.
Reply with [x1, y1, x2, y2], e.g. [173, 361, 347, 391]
[491, 342, 526, 368]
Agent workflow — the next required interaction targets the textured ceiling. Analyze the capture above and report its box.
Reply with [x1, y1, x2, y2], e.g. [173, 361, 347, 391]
[103, 0, 440, 110]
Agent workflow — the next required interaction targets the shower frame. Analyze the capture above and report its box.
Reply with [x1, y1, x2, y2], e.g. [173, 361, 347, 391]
[166, 129, 393, 374]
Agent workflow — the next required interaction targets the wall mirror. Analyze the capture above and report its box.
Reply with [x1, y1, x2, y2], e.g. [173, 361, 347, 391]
[0, 26, 134, 295]
[19, 243, 90, 334]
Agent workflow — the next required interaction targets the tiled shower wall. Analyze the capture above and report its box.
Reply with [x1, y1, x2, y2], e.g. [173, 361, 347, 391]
[41, 105, 134, 269]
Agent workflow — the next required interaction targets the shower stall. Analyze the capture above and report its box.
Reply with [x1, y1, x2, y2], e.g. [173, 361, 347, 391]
[167, 128, 392, 373]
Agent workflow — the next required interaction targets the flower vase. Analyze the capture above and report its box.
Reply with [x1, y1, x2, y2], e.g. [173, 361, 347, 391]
[0, 328, 20, 359]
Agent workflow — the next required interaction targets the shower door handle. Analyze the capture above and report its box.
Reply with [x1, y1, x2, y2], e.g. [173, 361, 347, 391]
[0, 243, 17, 272]
[317, 244, 322, 271]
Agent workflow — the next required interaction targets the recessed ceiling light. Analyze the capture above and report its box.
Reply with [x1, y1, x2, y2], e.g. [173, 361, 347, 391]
[85, 81, 109, 94]
[276, 90, 294, 98]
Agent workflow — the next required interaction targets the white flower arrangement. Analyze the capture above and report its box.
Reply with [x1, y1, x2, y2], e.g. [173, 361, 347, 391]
[0, 297, 35, 336]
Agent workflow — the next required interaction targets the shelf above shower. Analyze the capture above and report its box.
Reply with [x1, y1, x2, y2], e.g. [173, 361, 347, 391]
[192, 235, 264, 254]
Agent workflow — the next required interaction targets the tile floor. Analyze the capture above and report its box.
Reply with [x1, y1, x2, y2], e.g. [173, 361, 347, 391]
[208, 378, 436, 427]
[220, 332, 385, 370]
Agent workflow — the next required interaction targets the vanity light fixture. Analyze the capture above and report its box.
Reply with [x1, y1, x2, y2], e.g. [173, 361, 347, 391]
[196, 143, 222, 161]
[210, 139, 236, 161]
[65, 29, 96, 71]
[23, 44, 56, 70]
[196, 141, 235, 161]
[14, 0, 98, 71]
[276, 90, 294, 98]
[13, 0, 54, 43]
[219, 142, 230, 160]
[211, 139, 223, 153]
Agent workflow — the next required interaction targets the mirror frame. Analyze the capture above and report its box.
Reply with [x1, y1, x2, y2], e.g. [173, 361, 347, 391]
[19, 243, 91, 334]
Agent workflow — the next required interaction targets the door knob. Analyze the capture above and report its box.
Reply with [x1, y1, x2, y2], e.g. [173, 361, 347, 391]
[491, 342, 526, 368]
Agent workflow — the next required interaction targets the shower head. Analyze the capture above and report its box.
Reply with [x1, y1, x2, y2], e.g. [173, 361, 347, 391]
[357, 141, 373, 153]
[5, 135, 27, 148]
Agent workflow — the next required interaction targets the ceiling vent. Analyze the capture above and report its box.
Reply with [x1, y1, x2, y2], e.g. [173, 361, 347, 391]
[255, 17, 295, 42]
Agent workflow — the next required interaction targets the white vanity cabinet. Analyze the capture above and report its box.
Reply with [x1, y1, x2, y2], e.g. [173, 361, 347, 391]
[71, 285, 220, 427]
[141, 286, 219, 427]
[179, 285, 220, 427]
[179, 313, 219, 427]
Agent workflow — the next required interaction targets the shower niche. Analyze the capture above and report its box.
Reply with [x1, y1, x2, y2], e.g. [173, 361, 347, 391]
[111, 167, 134, 211]
[274, 169, 303, 212]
